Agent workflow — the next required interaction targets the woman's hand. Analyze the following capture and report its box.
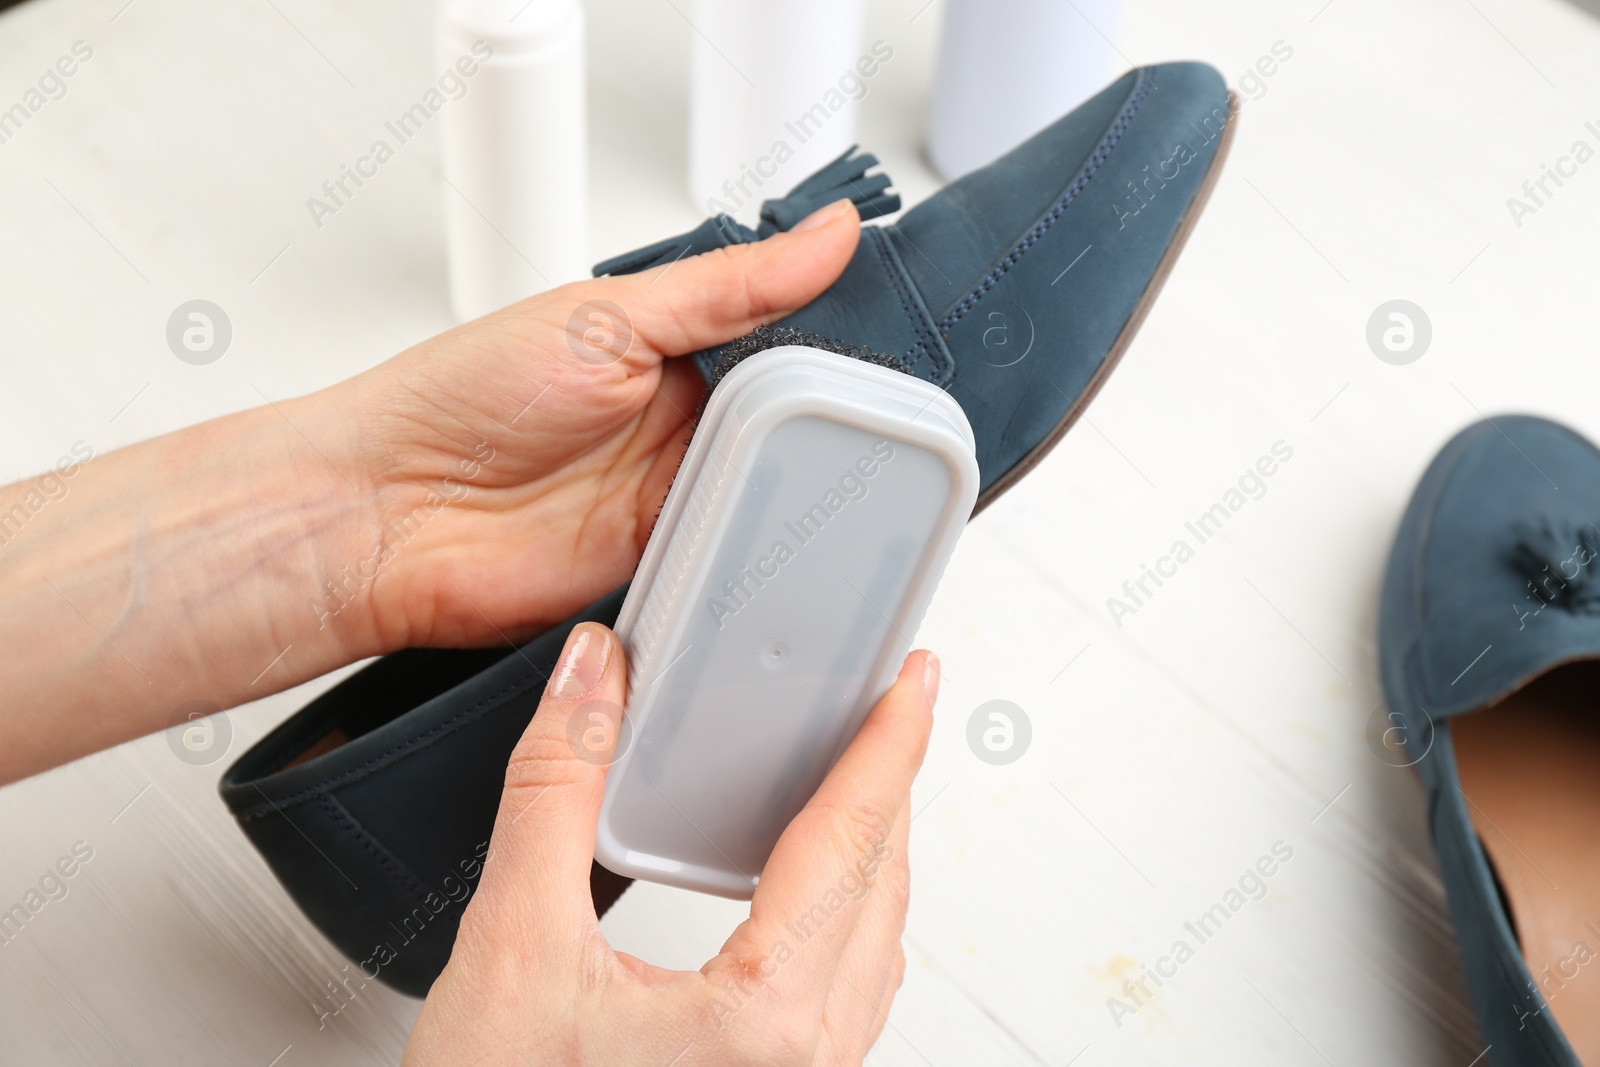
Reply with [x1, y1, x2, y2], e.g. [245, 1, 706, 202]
[402, 622, 938, 1067]
[344, 200, 861, 650]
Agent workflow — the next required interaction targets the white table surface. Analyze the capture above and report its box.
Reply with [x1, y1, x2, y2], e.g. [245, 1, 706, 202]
[5, 0, 1600, 1062]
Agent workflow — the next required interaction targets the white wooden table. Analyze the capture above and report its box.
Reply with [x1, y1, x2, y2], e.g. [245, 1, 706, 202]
[5, 0, 1599, 1061]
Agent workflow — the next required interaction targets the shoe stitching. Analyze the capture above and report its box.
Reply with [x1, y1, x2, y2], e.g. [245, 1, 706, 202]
[234, 666, 544, 818]
[883, 235, 953, 388]
[318, 793, 441, 909]
[878, 227, 957, 384]
[866, 227, 935, 378]
[937, 72, 1154, 334]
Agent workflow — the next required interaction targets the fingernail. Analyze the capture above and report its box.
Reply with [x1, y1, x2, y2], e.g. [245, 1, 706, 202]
[552, 624, 610, 700]
[922, 653, 941, 708]
[791, 198, 852, 233]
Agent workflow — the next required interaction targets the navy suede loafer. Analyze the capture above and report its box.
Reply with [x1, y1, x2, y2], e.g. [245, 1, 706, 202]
[598, 61, 1236, 510]
[221, 63, 1237, 997]
[1381, 415, 1600, 1065]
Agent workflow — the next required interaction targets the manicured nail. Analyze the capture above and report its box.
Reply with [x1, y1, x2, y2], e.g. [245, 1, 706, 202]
[791, 198, 852, 233]
[922, 653, 941, 708]
[552, 624, 610, 700]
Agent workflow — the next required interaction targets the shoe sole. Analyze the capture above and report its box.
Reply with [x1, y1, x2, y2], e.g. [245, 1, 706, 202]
[971, 91, 1241, 516]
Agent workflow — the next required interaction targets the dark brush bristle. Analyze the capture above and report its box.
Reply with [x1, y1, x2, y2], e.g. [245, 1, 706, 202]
[704, 326, 909, 389]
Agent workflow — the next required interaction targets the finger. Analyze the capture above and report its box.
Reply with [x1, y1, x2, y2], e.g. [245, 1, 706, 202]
[468, 622, 627, 941]
[711, 650, 937, 1011]
[597, 198, 861, 358]
[816, 802, 913, 1065]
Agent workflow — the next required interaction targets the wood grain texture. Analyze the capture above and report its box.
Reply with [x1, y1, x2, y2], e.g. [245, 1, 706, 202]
[5, 0, 1599, 1061]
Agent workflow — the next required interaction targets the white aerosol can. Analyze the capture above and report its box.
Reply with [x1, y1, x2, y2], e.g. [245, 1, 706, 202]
[437, 0, 588, 321]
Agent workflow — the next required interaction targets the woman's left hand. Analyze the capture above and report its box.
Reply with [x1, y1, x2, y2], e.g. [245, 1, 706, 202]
[342, 200, 860, 649]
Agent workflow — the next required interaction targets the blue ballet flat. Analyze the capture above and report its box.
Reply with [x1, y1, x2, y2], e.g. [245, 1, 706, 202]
[1381, 415, 1600, 1065]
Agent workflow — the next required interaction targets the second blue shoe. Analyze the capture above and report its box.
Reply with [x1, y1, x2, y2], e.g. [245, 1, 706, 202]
[1381, 415, 1600, 1065]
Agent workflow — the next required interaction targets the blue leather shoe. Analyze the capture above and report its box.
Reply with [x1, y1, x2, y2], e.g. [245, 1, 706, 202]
[221, 63, 1237, 996]
[1381, 415, 1600, 1065]
[598, 61, 1236, 510]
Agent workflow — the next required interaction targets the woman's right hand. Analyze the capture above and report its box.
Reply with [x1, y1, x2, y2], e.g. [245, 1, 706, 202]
[402, 620, 938, 1066]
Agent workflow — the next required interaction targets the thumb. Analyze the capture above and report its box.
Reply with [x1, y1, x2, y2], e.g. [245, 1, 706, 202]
[590, 198, 862, 358]
[471, 622, 627, 935]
